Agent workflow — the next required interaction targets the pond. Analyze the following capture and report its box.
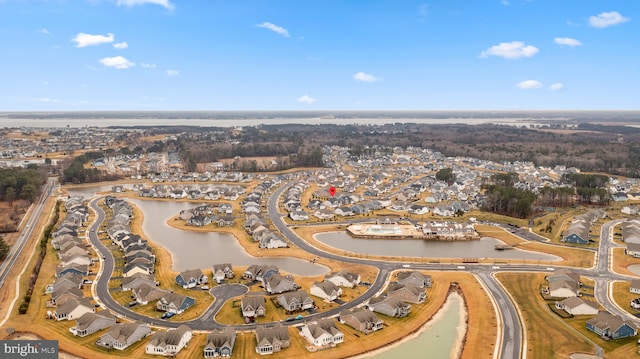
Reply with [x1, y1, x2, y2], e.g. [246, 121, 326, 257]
[314, 231, 560, 261]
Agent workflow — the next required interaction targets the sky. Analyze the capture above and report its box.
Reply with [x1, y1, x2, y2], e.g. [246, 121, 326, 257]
[0, 0, 638, 111]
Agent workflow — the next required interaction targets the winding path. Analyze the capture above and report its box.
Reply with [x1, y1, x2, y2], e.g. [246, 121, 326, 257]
[85, 181, 640, 359]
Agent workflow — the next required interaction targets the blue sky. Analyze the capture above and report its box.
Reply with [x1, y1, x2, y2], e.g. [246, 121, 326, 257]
[0, 0, 638, 110]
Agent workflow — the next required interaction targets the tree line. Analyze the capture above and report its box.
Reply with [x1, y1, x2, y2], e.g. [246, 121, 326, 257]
[60, 151, 121, 184]
[0, 167, 46, 203]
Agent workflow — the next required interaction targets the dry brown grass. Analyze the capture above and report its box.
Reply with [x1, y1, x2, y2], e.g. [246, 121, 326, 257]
[611, 281, 640, 317]
[612, 247, 640, 276]
[496, 272, 595, 359]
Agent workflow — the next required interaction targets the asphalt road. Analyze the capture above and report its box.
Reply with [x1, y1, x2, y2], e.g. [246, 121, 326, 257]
[84, 181, 640, 359]
[0, 177, 57, 288]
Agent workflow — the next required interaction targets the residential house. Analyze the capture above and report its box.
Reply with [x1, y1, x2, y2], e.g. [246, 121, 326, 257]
[396, 271, 432, 288]
[310, 281, 342, 302]
[625, 243, 640, 258]
[123, 258, 154, 277]
[243, 265, 279, 282]
[255, 324, 290, 355]
[630, 279, 640, 294]
[121, 273, 156, 291]
[299, 318, 344, 348]
[339, 308, 384, 334]
[326, 271, 361, 288]
[156, 293, 195, 314]
[264, 274, 297, 294]
[175, 269, 208, 289]
[555, 297, 599, 316]
[204, 328, 236, 358]
[97, 322, 151, 350]
[54, 297, 95, 321]
[368, 295, 411, 318]
[55, 264, 89, 278]
[212, 263, 234, 284]
[276, 290, 314, 312]
[387, 283, 426, 304]
[132, 284, 168, 305]
[241, 296, 266, 320]
[586, 311, 638, 339]
[145, 325, 193, 357]
[69, 311, 116, 337]
[289, 210, 309, 221]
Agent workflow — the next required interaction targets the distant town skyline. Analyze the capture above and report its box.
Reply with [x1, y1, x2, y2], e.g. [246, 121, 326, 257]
[0, 0, 638, 111]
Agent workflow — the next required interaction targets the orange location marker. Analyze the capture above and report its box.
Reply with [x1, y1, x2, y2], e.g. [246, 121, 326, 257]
[329, 186, 337, 197]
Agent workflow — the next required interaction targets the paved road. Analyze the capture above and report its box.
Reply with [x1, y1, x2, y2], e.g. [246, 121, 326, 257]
[0, 177, 57, 288]
[85, 181, 639, 359]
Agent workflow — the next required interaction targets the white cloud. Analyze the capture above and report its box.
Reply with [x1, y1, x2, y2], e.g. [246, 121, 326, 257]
[34, 97, 60, 103]
[72, 32, 114, 48]
[257, 22, 290, 37]
[517, 80, 543, 89]
[589, 11, 629, 28]
[140, 62, 156, 68]
[166, 69, 179, 76]
[480, 41, 539, 59]
[38, 28, 50, 35]
[116, 0, 174, 10]
[113, 42, 128, 49]
[554, 37, 582, 47]
[549, 83, 565, 91]
[353, 72, 381, 83]
[99, 56, 135, 69]
[297, 95, 317, 104]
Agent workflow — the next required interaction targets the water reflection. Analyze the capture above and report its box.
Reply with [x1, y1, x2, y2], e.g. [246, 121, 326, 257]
[315, 232, 560, 261]
[65, 186, 327, 275]
[369, 293, 465, 359]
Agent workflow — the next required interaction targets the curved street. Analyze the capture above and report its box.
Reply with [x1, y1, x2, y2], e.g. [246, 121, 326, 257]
[84, 182, 640, 359]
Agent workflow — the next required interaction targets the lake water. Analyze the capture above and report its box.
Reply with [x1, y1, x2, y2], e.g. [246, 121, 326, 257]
[65, 187, 328, 275]
[315, 231, 560, 261]
[628, 264, 640, 275]
[365, 292, 466, 359]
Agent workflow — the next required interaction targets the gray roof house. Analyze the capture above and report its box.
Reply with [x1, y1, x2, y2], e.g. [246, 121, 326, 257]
[145, 325, 193, 357]
[53, 297, 94, 321]
[310, 281, 343, 302]
[156, 293, 196, 314]
[339, 308, 384, 334]
[97, 322, 151, 351]
[277, 290, 314, 313]
[396, 271, 432, 288]
[69, 311, 116, 337]
[241, 296, 266, 319]
[255, 324, 290, 355]
[204, 328, 236, 358]
[326, 270, 361, 288]
[368, 295, 411, 318]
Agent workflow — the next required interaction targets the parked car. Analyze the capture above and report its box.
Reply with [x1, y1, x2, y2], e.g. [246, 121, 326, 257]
[161, 312, 175, 320]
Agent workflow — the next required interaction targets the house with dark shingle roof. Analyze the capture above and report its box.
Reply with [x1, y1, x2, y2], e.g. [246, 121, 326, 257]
[204, 328, 236, 358]
[255, 324, 290, 355]
[586, 311, 637, 339]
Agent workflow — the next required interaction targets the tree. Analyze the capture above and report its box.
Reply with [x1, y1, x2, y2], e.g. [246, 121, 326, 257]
[435, 168, 455, 184]
[0, 236, 10, 261]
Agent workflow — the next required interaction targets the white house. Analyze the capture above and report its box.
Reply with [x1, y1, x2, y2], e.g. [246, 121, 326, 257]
[625, 243, 640, 258]
[145, 325, 193, 357]
[299, 318, 344, 348]
[630, 279, 640, 294]
[555, 297, 599, 315]
[310, 281, 342, 302]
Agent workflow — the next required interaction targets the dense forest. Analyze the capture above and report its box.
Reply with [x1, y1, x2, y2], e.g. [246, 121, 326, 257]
[162, 122, 640, 177]
[0, 167, 46, 203]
